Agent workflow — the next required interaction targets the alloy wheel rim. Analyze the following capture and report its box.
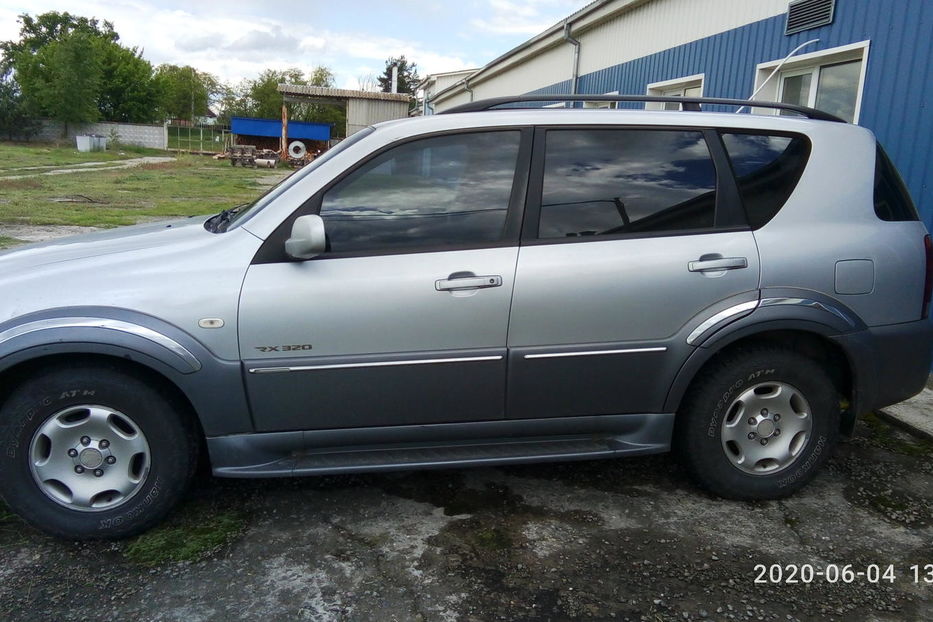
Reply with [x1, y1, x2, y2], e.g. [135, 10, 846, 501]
[720, 381, 813, 475]
[29, 405, 151, 512]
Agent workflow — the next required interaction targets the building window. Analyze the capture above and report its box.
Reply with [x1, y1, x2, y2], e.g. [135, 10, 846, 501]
[778, 59, 862, 121]
[645, 74, 704, 111]
[583, 91, 619, 109]
[753, 41, 869, 123]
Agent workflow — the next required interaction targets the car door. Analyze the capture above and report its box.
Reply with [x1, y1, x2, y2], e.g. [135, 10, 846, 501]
[507, 126, 760, 418]
[239, 128, 531, 432]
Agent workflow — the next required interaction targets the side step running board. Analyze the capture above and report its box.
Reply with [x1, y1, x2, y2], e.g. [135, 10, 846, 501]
[209, 414, 675, 478]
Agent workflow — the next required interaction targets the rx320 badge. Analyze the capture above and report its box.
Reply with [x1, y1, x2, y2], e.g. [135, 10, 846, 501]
[254, 344, 313, 353]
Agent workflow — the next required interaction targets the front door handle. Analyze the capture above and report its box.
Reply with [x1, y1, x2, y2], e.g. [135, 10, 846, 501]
[688, 256, 748, 272]
[435, 274, 503, 291]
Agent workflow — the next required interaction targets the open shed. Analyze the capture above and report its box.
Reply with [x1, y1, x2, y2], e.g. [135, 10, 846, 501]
[230, 116, 331, 153]
[277, 84, 411, 140]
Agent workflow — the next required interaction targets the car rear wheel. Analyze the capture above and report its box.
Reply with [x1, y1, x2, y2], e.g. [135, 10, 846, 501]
[0, 363, 198, 539]
[676, 346, 840, 499]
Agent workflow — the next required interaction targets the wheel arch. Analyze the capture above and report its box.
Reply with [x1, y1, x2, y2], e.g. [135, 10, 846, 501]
[665, 323, 861, 435]
[0, 308, 254, 436]
[0, 351, 205, 438]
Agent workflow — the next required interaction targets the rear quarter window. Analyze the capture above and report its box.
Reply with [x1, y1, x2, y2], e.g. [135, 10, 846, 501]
[720, 132, 810, 229]
[873, 145, 919, 221]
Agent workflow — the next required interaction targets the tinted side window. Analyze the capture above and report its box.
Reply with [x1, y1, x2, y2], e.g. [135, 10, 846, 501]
[873, 145, 918, 221]
[721, 132, 810, 229]
[539, 129, 716, 239]
[320, 131, 520, 253]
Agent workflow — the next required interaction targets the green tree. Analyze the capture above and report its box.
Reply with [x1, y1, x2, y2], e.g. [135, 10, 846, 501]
[97, 42, 162, 123]
[2, 11, 162, 125]
[0, 75, 37, 139]
[377, 55, 419, 95]
[155, 64, 220, 122]
[215, 80, 252, 125]
[15, 31, 102, 133]
[1, 11, 116, 77]
[248, 67, 305, 119]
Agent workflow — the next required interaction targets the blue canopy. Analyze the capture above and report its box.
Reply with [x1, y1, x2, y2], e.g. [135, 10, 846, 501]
[231, 117, 331, 141]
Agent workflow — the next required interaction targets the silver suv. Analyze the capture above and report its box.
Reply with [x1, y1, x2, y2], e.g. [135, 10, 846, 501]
[1, 95, 930, 539]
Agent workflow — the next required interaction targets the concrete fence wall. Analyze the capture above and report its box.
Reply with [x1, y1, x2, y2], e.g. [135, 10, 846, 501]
[32, 120, 168, 149]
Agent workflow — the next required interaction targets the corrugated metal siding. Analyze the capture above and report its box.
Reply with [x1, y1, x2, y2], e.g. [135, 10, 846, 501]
[533, 0, 933, 226]
[347, 100, 410, 135]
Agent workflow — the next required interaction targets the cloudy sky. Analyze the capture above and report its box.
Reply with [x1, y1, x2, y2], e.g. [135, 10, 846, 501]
[0, 0, 591, 88]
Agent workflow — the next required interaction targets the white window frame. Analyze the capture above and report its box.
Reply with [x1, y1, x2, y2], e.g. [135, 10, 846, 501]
[645, 74, 704, 111]
[583, 90, 619, 109]
[751, 40, 870, 123]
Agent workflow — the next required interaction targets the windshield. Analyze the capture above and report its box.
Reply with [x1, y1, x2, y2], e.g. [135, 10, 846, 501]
[222, 127, 377, 231]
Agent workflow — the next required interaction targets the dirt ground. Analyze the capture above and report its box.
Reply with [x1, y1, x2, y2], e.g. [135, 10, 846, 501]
[0, 414, 930, 622]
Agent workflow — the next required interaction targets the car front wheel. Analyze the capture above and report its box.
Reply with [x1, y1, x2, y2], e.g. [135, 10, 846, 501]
[0, 363, 198, 539]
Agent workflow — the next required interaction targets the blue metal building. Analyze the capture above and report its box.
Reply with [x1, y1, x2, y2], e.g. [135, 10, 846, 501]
[432, 0, 933, 227]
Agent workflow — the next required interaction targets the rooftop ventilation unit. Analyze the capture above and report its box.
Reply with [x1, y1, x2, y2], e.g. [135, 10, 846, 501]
[785, 0, 835, 35]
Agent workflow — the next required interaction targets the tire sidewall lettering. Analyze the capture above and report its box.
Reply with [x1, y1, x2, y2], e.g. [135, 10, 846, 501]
[2, 389, 106, 459]
[98, 478, 161, 530]
[777, 435, 826, 488]
[706, 368, 778, 438]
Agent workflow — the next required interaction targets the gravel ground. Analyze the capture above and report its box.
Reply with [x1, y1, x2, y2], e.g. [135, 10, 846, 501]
[0, 414, 930, 622]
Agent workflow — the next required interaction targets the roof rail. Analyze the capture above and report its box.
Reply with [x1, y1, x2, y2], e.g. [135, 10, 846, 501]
[439, 94, 845, 122]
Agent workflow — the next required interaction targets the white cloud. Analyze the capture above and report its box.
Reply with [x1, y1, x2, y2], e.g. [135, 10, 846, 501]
[469, 18, 551, 35]
[471, 0, 584, 36]
[0, 0, 587, 88]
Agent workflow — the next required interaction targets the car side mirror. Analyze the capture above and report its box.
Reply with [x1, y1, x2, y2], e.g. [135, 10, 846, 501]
[285, 214, 326, 260]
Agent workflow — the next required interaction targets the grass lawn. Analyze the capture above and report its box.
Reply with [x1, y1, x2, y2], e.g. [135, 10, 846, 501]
[0, 146, 289, 228]
[0, 142, 169, 174]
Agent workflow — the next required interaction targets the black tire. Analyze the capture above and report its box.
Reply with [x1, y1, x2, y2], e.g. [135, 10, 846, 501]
[0, 363, 198, 539]
[675, 346, 840, 500]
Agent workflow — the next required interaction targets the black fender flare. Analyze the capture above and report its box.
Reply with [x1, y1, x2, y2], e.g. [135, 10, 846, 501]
[664, 288, 875, 423]
[0, 307, 253, 436]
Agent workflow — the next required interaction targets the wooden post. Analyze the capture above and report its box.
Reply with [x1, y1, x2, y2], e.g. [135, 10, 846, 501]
[281, 102, 289, 159]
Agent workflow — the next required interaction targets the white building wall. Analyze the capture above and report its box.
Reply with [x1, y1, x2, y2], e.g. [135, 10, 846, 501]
[433, 0, 790, 110]
[578, 0, 788, 75]
[471, 44, 574, 99]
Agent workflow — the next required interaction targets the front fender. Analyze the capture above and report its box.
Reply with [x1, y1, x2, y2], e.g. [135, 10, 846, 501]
[0, 307, 253, 436]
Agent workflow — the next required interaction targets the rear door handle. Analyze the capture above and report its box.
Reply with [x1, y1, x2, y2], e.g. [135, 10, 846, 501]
[688, 256, 748, 272]
[435, 275, 503, 291]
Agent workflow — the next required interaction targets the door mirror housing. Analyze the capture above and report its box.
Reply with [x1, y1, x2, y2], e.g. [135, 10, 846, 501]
[285, 214, 326, 260]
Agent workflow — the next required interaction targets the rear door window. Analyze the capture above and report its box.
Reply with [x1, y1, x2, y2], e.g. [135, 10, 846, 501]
[537, 129, 717, 239]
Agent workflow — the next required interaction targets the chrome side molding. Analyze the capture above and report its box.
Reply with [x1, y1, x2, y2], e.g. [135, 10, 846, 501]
[523, 347, 666, 360]
[249, 354, 503, 374]
[759, 297, 856, 327]
[686, 300, 759, 345]
[687, 295, 858, 345]
[0, 317, 202, 371]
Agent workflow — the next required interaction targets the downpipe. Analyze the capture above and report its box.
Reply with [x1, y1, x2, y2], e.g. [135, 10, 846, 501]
[563, 20, 581, 99]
